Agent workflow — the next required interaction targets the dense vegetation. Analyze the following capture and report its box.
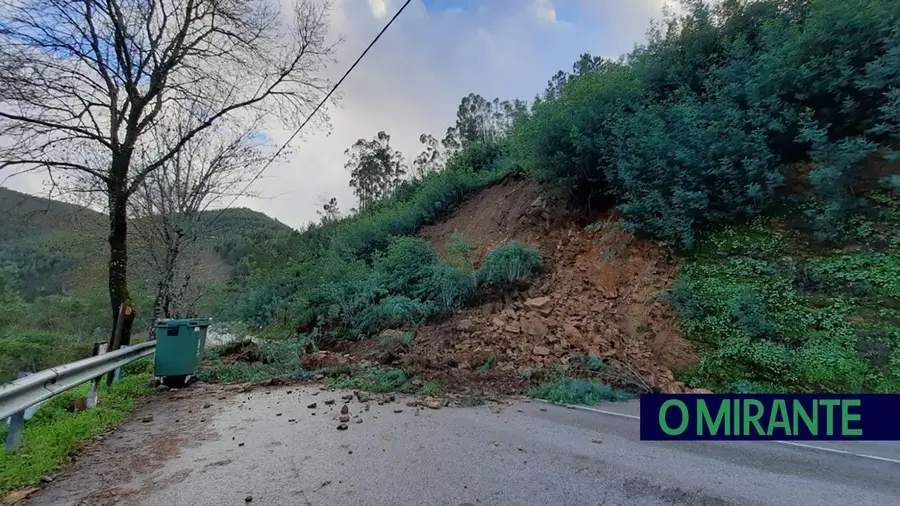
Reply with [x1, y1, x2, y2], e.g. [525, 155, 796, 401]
[220, 0, 899, 394]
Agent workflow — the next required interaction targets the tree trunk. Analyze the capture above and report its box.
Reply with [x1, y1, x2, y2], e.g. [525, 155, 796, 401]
[107, 154, 132, 346]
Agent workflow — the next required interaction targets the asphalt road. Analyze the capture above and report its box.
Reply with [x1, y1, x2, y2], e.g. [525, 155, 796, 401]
[26, 384, 900, 506]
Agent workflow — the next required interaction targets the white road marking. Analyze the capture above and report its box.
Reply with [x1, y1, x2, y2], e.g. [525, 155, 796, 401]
[772, 441, 900, 464]
[536, 400, 900, 464]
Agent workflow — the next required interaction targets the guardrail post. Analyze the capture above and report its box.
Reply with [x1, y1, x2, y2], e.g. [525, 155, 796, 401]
[4, 372, 29, 451]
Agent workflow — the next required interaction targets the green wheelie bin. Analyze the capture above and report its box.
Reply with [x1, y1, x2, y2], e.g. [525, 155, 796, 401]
[154, 318, 212, 387]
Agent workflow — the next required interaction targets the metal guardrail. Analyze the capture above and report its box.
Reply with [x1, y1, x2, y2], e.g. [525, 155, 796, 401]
[1, 341, 156, 450]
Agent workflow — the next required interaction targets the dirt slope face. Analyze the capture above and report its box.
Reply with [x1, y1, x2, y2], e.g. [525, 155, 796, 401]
[404, 176, 699, 394]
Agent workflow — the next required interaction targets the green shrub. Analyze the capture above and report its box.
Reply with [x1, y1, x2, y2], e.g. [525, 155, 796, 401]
[379, 331, 414, 347]
[419, 264, 477, 312]
[477, 241, 543, 288]
[528, 379, 632, 405]
[510, 0, 900, 245]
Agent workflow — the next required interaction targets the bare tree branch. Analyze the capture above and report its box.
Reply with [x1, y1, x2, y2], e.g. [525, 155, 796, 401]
[0, 0, 340, 338]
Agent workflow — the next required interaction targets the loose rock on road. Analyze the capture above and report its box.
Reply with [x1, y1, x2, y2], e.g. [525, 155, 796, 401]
[24, 384, 900, 506]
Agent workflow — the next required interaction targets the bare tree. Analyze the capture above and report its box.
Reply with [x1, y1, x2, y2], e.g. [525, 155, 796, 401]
[0, 0, 340, 341]
[130, 121, 273, 326]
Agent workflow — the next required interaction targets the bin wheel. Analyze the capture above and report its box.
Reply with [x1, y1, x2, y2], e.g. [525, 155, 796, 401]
[162, 375, 188, 388]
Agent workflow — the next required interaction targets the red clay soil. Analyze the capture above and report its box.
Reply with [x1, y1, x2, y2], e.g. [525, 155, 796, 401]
[339, 176, 702, 395]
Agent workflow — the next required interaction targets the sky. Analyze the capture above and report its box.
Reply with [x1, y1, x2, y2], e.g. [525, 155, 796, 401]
[3, 0, 668, 230]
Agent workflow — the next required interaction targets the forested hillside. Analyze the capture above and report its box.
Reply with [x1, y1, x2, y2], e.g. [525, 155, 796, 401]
[0, 187, 293, 381]
[208, 0, 900, 395]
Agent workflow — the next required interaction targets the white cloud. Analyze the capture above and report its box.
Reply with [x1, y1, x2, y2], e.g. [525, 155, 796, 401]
[1, 0, 665, 230]
[534, 0, 557, 22]
[367, 0, 389, 19]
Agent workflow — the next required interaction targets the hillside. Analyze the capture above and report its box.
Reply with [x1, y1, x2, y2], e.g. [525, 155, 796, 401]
[0, 186, 294, 299]
[206, 0, 900, 397]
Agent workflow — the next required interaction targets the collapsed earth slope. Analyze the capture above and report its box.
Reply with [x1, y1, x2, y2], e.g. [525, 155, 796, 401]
[336, 176, 701, 395]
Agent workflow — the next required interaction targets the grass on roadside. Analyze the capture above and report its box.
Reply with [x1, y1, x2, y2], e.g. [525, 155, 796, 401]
[326, 367, 412, 393]
[0, 359, 155, 495]
[528, 378, 633, 406]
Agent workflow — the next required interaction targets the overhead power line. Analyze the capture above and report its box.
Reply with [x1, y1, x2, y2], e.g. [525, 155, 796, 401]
[209, 0, 413, 226]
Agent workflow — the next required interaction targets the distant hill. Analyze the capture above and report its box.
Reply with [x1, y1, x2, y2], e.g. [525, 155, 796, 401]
[0, 186, 294, 299]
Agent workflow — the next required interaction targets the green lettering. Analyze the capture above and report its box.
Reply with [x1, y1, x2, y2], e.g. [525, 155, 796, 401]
[841, 400, 862, 436]
[743, 399, 765, 435]
[734, 396, 740, 435]
[793, 399, 818, 435]
[767, 399, 791, 436]
[698, 400, 729, 436]
[820, 399, 840, 435]
[659, 399, 689, 436]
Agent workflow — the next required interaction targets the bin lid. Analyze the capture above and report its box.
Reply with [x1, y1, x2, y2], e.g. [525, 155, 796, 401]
[155, 317, 213, 328]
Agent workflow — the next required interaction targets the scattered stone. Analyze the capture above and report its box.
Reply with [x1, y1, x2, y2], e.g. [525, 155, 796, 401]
[141, 416, 153, 423]
[406, 401, 419, 407]
[562, 323, 583, 341]
[324, 399, 335, 405]
[491, 316, 506, 327]
[523, 317, 550, 338]
[592, 438, 603, 444]
[393, 408, 403, 414]
[425, 400, 443, 410]
[276, 413, 283, 417]
[312, 374, 324, 381]
[336, 424, 348, 431]
[355, 391, 370, 402]
[457, 319, 474, 331]
[200, 418, 206, 422]
[155, 384, 170, 393]
[203, 403, 212, 409]
[307, 403, 317, 409]
[532, 346, 551, 356]
[341, 405, 349, 415]
[414, 409, 419, 416]
[355, 418, 363, 424]
[311, 391, 319, 396]
[288, 419, 297, 423]
[504, 324, 521, 334]
[524, 296, 553, 316]
[517, 409, 523, 413]
[339, 415, 351, 423]
[342, 393, 354, 401]
[238, 442, 245, 447]
[245, 495, 253, 503]
[286, 390, 293, 394]
[387, 394, 396, 402]
[364, 404, 370, 412]
[539, 408, 547, 412]
[40, 475, 54, 483]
